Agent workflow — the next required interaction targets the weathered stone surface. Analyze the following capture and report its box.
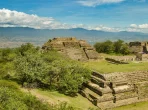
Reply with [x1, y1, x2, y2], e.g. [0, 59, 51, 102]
[42, 37, 98, 61]
[129, 41, 148, 53]
[81, 71, 148, 109]
[106, 56, 136, 62]
[136, 53, 148, 61]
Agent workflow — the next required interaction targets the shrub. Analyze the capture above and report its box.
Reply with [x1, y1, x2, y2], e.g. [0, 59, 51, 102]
[0, 80, 50, 110]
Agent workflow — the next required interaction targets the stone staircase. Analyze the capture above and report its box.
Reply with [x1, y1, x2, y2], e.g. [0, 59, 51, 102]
[80, 71, 148, 110]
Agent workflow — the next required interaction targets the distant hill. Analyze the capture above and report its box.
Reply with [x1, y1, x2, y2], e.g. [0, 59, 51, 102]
[0, 27, 148, 47]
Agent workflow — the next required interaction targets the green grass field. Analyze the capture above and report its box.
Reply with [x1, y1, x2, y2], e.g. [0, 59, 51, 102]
[111, 101, 148, 110]
[23, 88, 148, 110]
[85, 60, 148, 73]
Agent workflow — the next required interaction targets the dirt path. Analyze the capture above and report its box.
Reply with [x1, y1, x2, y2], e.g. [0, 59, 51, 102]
[21, 88, 55, 104]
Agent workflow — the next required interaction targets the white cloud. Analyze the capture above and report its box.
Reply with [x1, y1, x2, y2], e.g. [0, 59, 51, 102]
[130, 24, 138, 28]
[77, 0, 125, 7]
[0, 8, 120, 32]
[129, 23, 148, 33]
[130, 23, 148, 29]
[139, 24, 148, 29]
[1, 8, 148, 33]
[0, 8, 68, 29]
[87, 25, 120, 32]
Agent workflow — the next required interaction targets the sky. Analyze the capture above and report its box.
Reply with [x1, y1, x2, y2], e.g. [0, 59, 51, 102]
[0, 0, 148, 33]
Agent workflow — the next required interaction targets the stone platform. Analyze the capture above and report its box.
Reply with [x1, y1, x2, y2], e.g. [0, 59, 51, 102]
[80, 71, 148, 110]
[42, 37, 98, 61]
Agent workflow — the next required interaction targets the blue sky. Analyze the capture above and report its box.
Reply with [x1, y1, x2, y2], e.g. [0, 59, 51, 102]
[0, 0, 148, 32]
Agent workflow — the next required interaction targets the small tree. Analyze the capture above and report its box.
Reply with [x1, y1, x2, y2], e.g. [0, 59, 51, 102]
[47, 60, 91, 95]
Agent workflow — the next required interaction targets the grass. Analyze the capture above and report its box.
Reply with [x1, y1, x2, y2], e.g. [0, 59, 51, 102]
[85, 60, 148, 73]
[111, 101, 148, 110]
[23, 88, 148, 110]
[22, 88, 99, 110]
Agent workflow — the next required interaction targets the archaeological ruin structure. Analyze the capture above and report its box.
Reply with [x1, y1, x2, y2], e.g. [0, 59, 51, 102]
[129, 41, 148, 53]
[129, 41, 148, 61]
[80, 71, 148, 109]
[42, 38, 148, 109]
[42, 37, 98, 61]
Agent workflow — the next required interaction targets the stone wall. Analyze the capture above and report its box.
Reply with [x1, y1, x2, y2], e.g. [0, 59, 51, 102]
[129, 41, 148, 53]
[106, 56, 136, 63]
[137, 81, 148, 99]
[63, 41, 80, 48]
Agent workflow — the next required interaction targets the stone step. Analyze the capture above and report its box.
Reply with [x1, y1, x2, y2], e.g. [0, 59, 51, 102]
[92, 72, 106, 80]
[91, 75, 107, 88]
[114, 85, 134, 93]
[91, 75, 106, 83]
[82, 88, 114, 104]
[79, 89, 94, 103]
[97, 97, 139, 110]
[86, 82, 112, 95]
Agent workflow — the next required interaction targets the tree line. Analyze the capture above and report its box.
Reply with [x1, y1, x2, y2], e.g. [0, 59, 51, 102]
[94, 40, 131, 55]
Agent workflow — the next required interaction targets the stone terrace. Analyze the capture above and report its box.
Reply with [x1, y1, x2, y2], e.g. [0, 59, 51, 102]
[80, 71, 148, 109]
[42, 37, 99, 61]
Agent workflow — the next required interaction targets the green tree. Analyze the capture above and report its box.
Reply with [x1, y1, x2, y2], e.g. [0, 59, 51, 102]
[18, 43, 39, 56]
[94, 40, 114, 54]
[114, 39, 124, 54]
[120, 44, 130, 55]
[94, 39, 130, 55]
[46, 60, 91, 95]
[14, 54, 49, 87]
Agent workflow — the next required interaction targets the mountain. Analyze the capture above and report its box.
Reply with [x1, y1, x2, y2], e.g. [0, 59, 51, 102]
[0, 27, 148, 47]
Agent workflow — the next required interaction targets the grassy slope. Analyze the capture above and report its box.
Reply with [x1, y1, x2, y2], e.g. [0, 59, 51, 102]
[21, 88, 99, 110]
[85, 60, 148, 73]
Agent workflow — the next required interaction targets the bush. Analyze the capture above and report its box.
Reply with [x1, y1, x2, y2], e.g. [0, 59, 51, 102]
[0, 80, 19, 90]
[0, 80, 50, 110]
[0, 43, 91, 96]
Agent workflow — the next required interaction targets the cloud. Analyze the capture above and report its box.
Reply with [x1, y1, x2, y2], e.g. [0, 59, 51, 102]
[139, 24, 148, 29]
[0, 8, 68, 29]
[129, 23, 148, 33]
[1, 8, 148, 33]
[77, 0, 125, 7]
[130, 24, 138, 28]
[87, 25, 120, 32]
[130, 23, 148, 29]
[0, 8, 120, 32]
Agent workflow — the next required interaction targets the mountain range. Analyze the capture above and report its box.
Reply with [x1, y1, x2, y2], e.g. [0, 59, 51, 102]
[0, 27, 148, 48]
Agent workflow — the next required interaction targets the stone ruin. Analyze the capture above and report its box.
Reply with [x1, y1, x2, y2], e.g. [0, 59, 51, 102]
[80, 71, 148, 109]
[129, 41, 148, 53]
[42, 37, 98, 61]
[108, 41, 148, 62]
[129, 41, 148, 61]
